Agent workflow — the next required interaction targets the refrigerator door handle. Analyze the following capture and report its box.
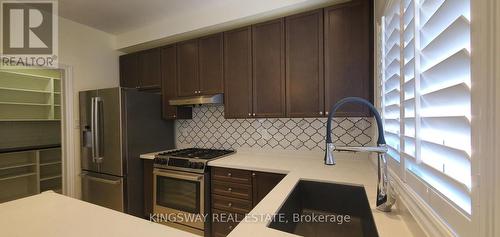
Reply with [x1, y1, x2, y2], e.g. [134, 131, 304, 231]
[90, 97, 96, 162]
[81, 172, 121, 185]
[94, 97, 103, 163]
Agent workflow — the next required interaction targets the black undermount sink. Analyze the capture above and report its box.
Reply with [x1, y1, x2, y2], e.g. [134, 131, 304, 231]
[268, 180, 379, 237]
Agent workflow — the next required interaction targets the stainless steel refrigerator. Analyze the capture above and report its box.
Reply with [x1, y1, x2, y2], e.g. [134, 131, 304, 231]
[79, 87, 174, 217]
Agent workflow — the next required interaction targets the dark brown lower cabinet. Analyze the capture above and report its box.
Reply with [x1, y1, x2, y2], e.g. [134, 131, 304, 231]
[143, 159, 153, 218]
[251, 171, 286, 206]
[211, 167, 285, 237]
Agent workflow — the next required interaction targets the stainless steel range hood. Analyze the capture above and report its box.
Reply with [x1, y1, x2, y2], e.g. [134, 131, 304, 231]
[169, 94, 223, 106]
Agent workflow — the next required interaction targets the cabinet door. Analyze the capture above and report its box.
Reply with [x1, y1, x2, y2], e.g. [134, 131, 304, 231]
[138, 48, 161, 89]
[251, 171, 285, 207]
[285, 10, 324, 117]
[177, 39, 199, 97]
[143, 159, 153, 218]
[223, 27, 253, 118]
[252, 19, 286, 118]
[119, 53, 139, 88]
[324, 0, 373, 117]
[161, 45, 192, 120]
[199, 33, 223, 95]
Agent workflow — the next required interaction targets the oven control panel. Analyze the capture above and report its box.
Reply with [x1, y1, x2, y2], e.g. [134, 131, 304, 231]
[154, 157, 206, 173]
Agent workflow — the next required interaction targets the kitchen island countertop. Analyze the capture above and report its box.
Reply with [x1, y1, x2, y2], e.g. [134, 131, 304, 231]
[0, 191, 198, 237]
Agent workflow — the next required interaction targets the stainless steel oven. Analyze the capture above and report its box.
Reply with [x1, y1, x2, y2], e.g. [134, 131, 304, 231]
[153, 168, 208, 235]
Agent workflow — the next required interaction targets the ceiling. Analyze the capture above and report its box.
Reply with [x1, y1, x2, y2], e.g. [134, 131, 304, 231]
[58, 0, 232, 35]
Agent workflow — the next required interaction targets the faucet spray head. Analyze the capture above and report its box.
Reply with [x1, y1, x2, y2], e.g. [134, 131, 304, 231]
[325, 143, 335, 165]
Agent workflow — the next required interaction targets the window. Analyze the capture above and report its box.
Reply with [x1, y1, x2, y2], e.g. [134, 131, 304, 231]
[381, 0, 471, 235]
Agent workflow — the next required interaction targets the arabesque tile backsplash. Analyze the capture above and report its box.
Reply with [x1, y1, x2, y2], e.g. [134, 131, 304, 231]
[175, 105, 374, 152]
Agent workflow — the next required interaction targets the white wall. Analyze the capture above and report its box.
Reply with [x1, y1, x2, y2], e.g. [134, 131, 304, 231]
[58, 17, 121, 198]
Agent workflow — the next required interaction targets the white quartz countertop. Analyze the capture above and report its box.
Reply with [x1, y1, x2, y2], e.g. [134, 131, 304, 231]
[139, 148, 424, 237]
[207, 149, 423, 237]
[0, 191, 198, 237]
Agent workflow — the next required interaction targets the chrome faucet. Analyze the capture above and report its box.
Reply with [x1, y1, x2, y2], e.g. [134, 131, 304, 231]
[324, 97, 396, 212]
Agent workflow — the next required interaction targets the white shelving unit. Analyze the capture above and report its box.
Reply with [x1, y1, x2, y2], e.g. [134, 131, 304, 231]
[0, 70, 61, 121]
[0, 147, 62, 203]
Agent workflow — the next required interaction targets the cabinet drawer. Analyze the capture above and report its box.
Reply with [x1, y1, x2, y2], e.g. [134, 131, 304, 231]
[212, 167, 252, 184]
[212, 194, 252, 214]
[212, 209, 243, 237]
[212, 180, 252, 200]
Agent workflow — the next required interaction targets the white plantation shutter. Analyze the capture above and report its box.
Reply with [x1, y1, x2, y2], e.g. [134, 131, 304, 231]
[381, 0, 471, 235]
[382, 0, 401, 164]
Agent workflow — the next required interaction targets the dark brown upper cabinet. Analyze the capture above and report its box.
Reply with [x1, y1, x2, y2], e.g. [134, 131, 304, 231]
[161, 45, 192, 120]
[138, 48, 161, 90]
[199, 33, 224, 95]
[285, 10, 324, 118]
[324, 0, 373, 117]
[177, 39, 200, 97]
[119, 53, 139, 89]
[252, 19, 286, 118]
[119, 49, 161, 90]
[223, 27, 253, 119]
[177, 34, 224, 97]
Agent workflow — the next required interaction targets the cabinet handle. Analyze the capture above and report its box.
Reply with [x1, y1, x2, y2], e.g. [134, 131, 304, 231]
[228, 202, 232, 207]
[252, 113, 256, 116]
[194, 91, 197, 94]
[248, 113, 251, 116]
[252, 172, 256, 177]
[227, 172, 232, 177]
[319, 111, 323, 115]
[325, 111, 329, 115]
[227, 187, 232, 192]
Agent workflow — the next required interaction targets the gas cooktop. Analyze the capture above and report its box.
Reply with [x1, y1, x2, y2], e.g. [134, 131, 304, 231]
[157, 148, 234, 160]
[154, 148, 235, 173]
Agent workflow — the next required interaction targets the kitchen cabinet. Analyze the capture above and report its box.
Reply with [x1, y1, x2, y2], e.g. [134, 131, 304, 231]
[223, 27, 253, 119]
[251, 171, 286, 206]
[143, 159, 153, 218]
[177, 39, 199, 97]
[177, 34, 224, 97]
[285, 9, 324, 117]
[160, 45, 192, 120]
[119, 53, 139, 89]
[138, 48, 161, 90]
[324, 0, 373, 117]
[199, 33, 224, 95]
[211, 167, 285, 237]
[252, 19, 286, 118]
[119, 49, 161, 90]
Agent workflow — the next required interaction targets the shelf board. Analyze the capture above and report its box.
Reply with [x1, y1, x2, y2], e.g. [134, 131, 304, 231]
[40, 174, 62, 181]
[39, 161, 61, 166]
[0, 172, 36, 181]
[0, 87, 51, 94]
[0, 119, 60, 122]
[0, 192, 35, 203]
[0, 163, 36, 170]
[0, 102, 52, 106]
[0, 70, 56, 80]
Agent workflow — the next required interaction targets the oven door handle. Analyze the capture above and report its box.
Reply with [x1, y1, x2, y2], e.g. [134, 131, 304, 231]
[154, 169, 203, 182]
